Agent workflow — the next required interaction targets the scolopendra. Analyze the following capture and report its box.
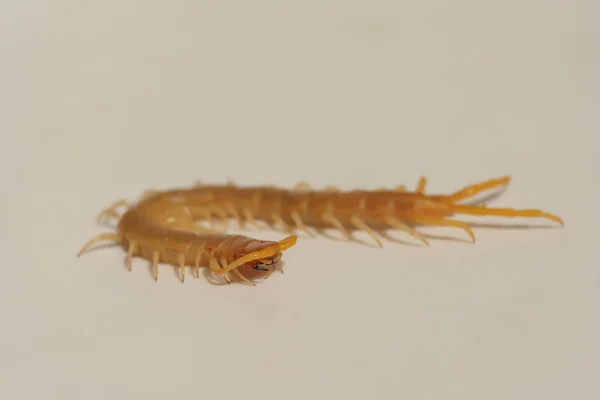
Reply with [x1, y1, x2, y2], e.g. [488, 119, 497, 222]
[77, 175, 564, 285]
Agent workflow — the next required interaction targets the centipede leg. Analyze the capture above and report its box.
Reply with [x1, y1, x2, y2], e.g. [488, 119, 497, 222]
[349, 216, 382, 247]
[152, 251, 160, 281]
[324, 185, 340, 192]
[96, 200, 131, 223]
[127, 242, 137, 270]
[416, 176, 427, 194]
[195, 210, 217, 229]
[209, 256, 231, 284]
[393, 175, 427, 193]
[271, 213, 292, 233]
[450, 204, 564, 225]
[411, 216, 476, 243]
[264, 265, 277, 279]
[194, 251, 202, 279]
[211, 205, 229, 226]
[447, 176, 511, 203]
[178, 252, 186, 283]
[293, 181, 313, 192]
[231, 268, 256, 286]
[322, 212, 353, 241]
[224, 202, 243, 227]
[290, 211, 315, 237]
[77, 233, 123, 256]
[241, 208, 264, 229]
[194, 210, 227, 231]
[383, 215, 429, 246]
[138, 190, 157, 201]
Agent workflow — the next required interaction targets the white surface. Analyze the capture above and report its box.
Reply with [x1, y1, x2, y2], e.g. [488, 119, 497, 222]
[2, 1, 599, 399]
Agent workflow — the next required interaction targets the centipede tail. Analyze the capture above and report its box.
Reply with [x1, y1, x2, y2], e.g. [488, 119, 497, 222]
[445, 176, 511, 203]
[449, 204, 564, 225]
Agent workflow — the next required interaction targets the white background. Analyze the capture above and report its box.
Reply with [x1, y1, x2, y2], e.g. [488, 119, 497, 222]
[1, 1, 598, 399]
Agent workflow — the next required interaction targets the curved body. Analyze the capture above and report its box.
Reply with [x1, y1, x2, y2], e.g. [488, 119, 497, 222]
[77, 176, 563, 285]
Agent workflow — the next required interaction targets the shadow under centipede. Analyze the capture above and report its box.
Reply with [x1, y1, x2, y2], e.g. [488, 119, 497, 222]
[311, 228, 348, 243]
[377, 230, 427, 247]
[461, 222, 561, 230]
[312, 227, 382, 248]
[419, 233, 474, 244]
[462, 187, 507, 206]
[374, 220, 559, 248]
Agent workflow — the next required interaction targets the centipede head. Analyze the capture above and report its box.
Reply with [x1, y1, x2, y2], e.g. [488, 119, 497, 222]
[226, 235, 298, 280]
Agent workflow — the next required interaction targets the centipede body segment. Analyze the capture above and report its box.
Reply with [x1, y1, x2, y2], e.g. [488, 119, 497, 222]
[77, 176, 563, 285]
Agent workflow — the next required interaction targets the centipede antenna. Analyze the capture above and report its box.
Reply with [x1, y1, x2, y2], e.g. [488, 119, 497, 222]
[219, 256, 234, 284]
[278, 235, 298, 251]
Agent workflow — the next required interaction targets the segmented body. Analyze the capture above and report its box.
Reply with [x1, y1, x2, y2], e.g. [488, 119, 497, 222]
[77, 176, 564, 285]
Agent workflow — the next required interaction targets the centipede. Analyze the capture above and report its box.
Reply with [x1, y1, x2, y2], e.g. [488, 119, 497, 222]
[77, 175, 564, 285]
